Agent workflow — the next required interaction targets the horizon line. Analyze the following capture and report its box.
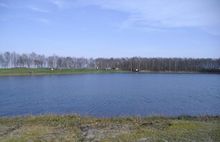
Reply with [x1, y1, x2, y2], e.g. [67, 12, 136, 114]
[1, 51, 220, 59]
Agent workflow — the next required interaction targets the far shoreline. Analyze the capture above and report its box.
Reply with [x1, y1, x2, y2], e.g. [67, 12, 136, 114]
[0, 68, 219, 77]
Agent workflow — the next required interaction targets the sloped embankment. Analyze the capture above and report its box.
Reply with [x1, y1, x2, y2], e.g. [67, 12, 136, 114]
[0, 115, 219, 142]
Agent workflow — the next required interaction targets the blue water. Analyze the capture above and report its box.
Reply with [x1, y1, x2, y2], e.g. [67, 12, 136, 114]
[0, 73, 220, 117]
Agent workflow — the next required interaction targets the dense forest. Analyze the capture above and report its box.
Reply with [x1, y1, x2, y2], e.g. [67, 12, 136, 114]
[0, 52, 220, 72]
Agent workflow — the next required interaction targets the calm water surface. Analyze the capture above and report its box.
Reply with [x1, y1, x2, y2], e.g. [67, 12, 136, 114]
[0, 73, 220, 117]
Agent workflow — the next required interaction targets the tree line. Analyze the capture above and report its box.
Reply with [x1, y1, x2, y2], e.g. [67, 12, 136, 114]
[0, 52, 220, 72]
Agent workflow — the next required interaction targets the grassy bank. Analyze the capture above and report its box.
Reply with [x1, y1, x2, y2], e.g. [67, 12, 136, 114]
[0, 68, 219, 76]
[0, 115, 219, 142]
[0, 68, 126, 76]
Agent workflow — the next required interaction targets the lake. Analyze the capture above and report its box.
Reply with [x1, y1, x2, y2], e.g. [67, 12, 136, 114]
[0, 73, 220, 117]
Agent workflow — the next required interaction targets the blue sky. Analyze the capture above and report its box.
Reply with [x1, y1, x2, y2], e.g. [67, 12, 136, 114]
[0, 0, 220, 58]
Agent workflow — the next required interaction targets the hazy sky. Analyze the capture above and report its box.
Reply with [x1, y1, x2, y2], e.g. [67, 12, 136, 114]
[0, 0, 220, 58]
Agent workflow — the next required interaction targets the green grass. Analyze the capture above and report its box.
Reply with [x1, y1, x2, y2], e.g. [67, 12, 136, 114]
[0, 68, 126, 76]
[0, 115, 219, 142]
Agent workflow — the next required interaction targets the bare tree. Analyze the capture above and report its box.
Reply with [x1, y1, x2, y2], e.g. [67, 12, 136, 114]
[0, 52, 219, 72]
